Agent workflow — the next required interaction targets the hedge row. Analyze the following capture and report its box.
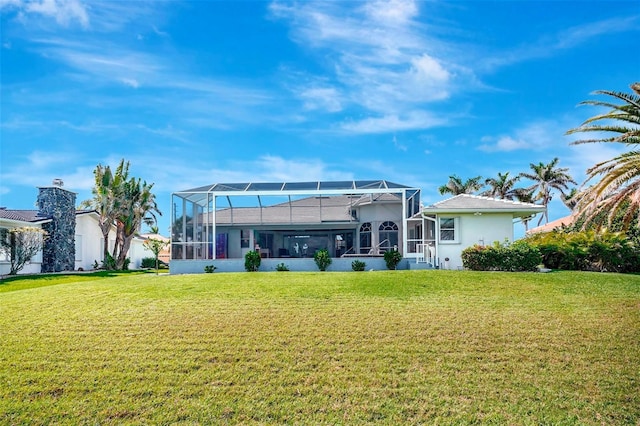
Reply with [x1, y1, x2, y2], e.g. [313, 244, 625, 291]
[461, 240, 541, 272]
[525, 231, 640, 273]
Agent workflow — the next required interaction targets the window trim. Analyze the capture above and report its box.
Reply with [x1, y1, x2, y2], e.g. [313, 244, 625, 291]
[438, 216, 459, 244]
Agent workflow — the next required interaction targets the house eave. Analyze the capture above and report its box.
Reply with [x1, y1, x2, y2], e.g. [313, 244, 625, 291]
[422, 207, 545, 217]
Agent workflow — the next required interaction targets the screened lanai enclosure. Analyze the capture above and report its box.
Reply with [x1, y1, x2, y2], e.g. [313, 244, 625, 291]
[170, 180, 435, 273]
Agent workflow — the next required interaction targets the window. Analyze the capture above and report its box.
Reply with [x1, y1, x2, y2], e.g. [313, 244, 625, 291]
[378, 221, 399, 253]
[439, 217, 458, 243]
[240, 229, 250, 248]
[359, 222, 372, 254]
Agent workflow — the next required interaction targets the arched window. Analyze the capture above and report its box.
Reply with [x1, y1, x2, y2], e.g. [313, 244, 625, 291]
[379, 221, 398, 253]
[359, 222, 372, 254]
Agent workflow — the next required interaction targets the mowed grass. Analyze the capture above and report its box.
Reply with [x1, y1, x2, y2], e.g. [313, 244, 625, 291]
[1, 271, 639, 425]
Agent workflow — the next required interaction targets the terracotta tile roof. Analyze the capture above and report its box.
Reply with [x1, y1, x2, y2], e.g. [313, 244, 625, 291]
[526, 215, 575, 234]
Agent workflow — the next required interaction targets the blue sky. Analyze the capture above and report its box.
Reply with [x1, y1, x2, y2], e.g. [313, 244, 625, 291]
[1, 0, 639, 236]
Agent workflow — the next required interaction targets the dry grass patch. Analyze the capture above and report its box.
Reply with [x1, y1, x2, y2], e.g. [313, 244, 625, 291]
[1, 271, 638, 424]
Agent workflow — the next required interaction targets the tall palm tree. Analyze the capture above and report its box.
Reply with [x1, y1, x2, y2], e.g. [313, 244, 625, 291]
[81, 160, 130, 262]
[520, 158, 576, 225]
[438, 175, 484, 196]
[114, 177, 161, 270]
[482, 172, 520, 200]
[566, 82, 640, 230]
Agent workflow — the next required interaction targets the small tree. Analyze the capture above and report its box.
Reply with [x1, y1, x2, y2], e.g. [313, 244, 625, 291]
[142, 237, 169, 274]
[244, 250, 261, 272]
[313, 249, 332, 271]
[0, 227, 48, 275]
[383, 249, 403, 270]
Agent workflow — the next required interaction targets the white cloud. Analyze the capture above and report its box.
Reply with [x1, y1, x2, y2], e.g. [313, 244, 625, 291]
[0, 150, 95, 195]
[478, 136, 530, 152]
[3, 0, 90, 28]
[341, 111, 447, 134]
[478, 120, 563, 152]
[252, 155, 352, 182]
[482, 15, 640, 70]
[363, 0, 418, 25]
[271, 0, 466, 132]
[299, 87, 342, 112]
[120, 78, 139, 88]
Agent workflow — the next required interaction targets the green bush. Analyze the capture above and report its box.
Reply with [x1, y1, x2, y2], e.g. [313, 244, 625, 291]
[204, 264, 217, 273]
[276, 263, 289, 271]
[461, 240, 541, 272]
[313, 249, 332, 271]
[351, 260, 366, 271]
[141, 257, 156, 268]
[244, 250, 261, 272]
[383, 249, 403, 270]
[102, 252, 117, 270]
[526, 230, 640, 273]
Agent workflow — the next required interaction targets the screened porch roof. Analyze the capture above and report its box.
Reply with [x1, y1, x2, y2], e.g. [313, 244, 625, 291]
[174, 180, 420, 206]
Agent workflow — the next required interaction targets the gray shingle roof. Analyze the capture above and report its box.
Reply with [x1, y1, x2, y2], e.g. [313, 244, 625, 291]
[0, 209, 51, 223]
[423, 194, 545, 216]
[215, 195, 358, 225]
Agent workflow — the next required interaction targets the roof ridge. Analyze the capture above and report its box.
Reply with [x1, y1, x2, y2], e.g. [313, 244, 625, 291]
[432, 193, 542, 209]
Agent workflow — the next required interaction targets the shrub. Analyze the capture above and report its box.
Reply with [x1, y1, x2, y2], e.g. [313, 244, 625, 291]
[461, 240, 541, 272]
[141, 257, 157, 268]
[204, 264, 217, 273]
[102, 253, 117, 270]
[313, 249, 332, 271]
[526, 230, 640, 273]
[244, 250, 261, 272]
[351, 260, 366, 271]
[276, 263, 289, 271]
[383, 249, 403, 270]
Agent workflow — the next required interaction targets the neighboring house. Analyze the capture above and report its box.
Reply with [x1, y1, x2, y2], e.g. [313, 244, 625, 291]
[1, 183, 157, 275]
[0, 209, 51, 275]
[526, 215, 575, 235]
[138, 233, 171, 264]
[170, 181, 545, 273]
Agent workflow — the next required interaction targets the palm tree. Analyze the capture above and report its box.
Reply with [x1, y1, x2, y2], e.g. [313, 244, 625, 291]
[520, 158, 576, 225]
[560, 187, 581, 211]
[81, 160, 130, 263]
[566, 82, 640, 230]
[482, 172, 520, 200]
[438, 175, 484, 196]
[512, 187, 537, 231]
[114, 177, 161, 270]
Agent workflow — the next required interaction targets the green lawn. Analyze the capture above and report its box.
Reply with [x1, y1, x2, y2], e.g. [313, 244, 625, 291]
[1, 270, 639, 424]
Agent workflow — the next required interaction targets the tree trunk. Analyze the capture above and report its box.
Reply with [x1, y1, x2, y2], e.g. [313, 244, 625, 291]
[116, 234, 134, 270]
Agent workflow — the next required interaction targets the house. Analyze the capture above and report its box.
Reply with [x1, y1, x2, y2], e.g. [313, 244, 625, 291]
[170, 181, 545, 273]
[1, 182, 156, 276]
[419, 194, 546, 270]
